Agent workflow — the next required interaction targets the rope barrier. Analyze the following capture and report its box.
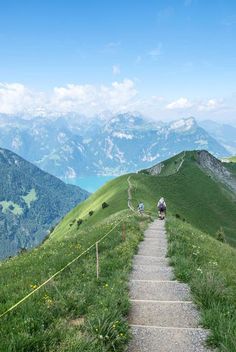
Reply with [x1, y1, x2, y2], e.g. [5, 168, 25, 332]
[0, 216, 130, 319]
[0, 175, 144, 319]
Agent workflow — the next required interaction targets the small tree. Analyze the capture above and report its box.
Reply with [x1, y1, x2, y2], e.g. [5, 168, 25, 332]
[89, 210, 94, 216]
[216, 227, 226, 243]
[102, 202, 109, 209]
[77, 219, 83, 227]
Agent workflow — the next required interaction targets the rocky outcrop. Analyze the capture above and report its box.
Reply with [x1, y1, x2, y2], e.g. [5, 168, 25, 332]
[196, 150, 236, 193]
[143, 162, 164, 176]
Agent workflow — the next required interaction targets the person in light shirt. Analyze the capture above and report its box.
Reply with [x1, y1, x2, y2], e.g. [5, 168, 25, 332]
[138, 202, 144, 215]
[157, 197, 167, 220]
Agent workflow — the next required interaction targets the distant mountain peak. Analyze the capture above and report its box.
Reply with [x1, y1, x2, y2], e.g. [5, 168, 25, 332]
[169, 117, 197, 132]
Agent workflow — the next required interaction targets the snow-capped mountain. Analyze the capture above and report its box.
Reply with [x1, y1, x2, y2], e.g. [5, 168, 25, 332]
[0, 113, 230, 178]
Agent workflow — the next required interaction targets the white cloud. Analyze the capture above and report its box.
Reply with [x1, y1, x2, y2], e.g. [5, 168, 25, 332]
[0, 81, 234, 123]
[0, 83, 45, 115]
[112, 65, 121, 75]
[198, 99, 222, 112]
[166, 97, 193, 110]
[0, 79, 138, 117]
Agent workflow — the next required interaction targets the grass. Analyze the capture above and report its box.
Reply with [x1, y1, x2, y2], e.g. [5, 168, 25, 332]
[137, 151, 236, 246]
[0, 176, 151, 351]
[166, 216, 236, 351]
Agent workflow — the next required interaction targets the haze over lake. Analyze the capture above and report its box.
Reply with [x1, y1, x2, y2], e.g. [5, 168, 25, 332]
[64, 175, 115, 193]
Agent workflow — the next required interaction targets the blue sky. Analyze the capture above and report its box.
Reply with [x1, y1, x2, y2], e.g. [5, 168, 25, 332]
[0, 0, 236, 122]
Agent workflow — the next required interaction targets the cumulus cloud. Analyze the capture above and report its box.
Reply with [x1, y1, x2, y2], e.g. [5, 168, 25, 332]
[198, 99, 222, 112]
[0, 80, 137, 117]
[166, 97, 193, 110]
[0, 81, 233, 123]
[0, 83, 45, 115]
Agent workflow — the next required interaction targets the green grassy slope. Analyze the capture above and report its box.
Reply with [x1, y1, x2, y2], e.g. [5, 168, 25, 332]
[138, 151, 236, 246]
[0, 175, 152, 351]
[167, 216, 236, 351]
[1, 150, 236, 351]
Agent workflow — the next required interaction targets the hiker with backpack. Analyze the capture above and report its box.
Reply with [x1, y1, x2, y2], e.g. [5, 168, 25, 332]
[157, 197, 166, 220]
[138, 202, 145, 215]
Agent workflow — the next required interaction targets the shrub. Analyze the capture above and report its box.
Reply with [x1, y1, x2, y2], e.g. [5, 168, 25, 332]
[175, 213, 181, 219]
[77, 219, 83, 227]
[89, 211, 94, 216]
[102, 202, 109, 209]
[216, 228, 226, 243]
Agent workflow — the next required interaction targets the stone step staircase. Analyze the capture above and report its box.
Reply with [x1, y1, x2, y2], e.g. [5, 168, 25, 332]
[128, 220, 211, 352]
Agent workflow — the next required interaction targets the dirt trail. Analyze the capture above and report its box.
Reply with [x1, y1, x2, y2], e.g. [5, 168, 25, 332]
[127, 176, 135, 211]
[176, 151, 186, 173]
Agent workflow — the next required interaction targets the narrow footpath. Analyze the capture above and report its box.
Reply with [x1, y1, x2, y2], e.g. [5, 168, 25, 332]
[128, 219, 210, 352]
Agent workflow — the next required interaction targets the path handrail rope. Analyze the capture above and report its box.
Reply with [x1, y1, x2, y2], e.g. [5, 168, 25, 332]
[0, 215, 132, 320]
[0, 176, 139, 319]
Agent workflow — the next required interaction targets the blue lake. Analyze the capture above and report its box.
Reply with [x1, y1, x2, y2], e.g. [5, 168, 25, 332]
[65, 176, 116, 193]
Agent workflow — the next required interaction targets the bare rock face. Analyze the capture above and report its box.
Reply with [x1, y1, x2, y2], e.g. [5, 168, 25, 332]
[196, 150, 236, 193]
[144, 163, 164, 175]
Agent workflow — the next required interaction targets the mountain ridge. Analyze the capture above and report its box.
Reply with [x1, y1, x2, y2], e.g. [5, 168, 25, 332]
[0, 147, 89, 260]
[0, 113, 230, 179]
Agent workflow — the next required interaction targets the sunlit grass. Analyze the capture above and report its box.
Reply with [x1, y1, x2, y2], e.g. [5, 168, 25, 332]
[166, 216, 236, 351]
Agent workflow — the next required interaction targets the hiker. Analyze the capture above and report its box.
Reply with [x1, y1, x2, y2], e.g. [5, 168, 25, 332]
[157, 197, 166, 220]
[138, 202, 144, 215]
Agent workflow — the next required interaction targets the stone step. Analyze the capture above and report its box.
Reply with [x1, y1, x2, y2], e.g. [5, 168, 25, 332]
[144, 231, 166, 238]
[141, 240, 168, 248]
[129, 301, 200, 328]
[130, 280, 191, 301]
[139, 243, 167, 251]
[133, 255, 168, 266]
[130, 265, 173, 281]
[146, 228, 165, 233]
[138, 246, 167, 257]
[144, 237, 167, 242]
[143, 237, 167, 243]
[144, 236, 166, 242]
[128, 325, 210, 352]
[145, 228, 165, 232]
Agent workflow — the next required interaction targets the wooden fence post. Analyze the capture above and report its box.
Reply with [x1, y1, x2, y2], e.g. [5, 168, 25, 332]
[96, 242, 99, 279]
[122, 223, 126, 241]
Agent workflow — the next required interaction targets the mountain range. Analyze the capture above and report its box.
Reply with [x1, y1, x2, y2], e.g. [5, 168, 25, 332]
[0, 113, 232, 180]
[0, 147, 89, 260]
